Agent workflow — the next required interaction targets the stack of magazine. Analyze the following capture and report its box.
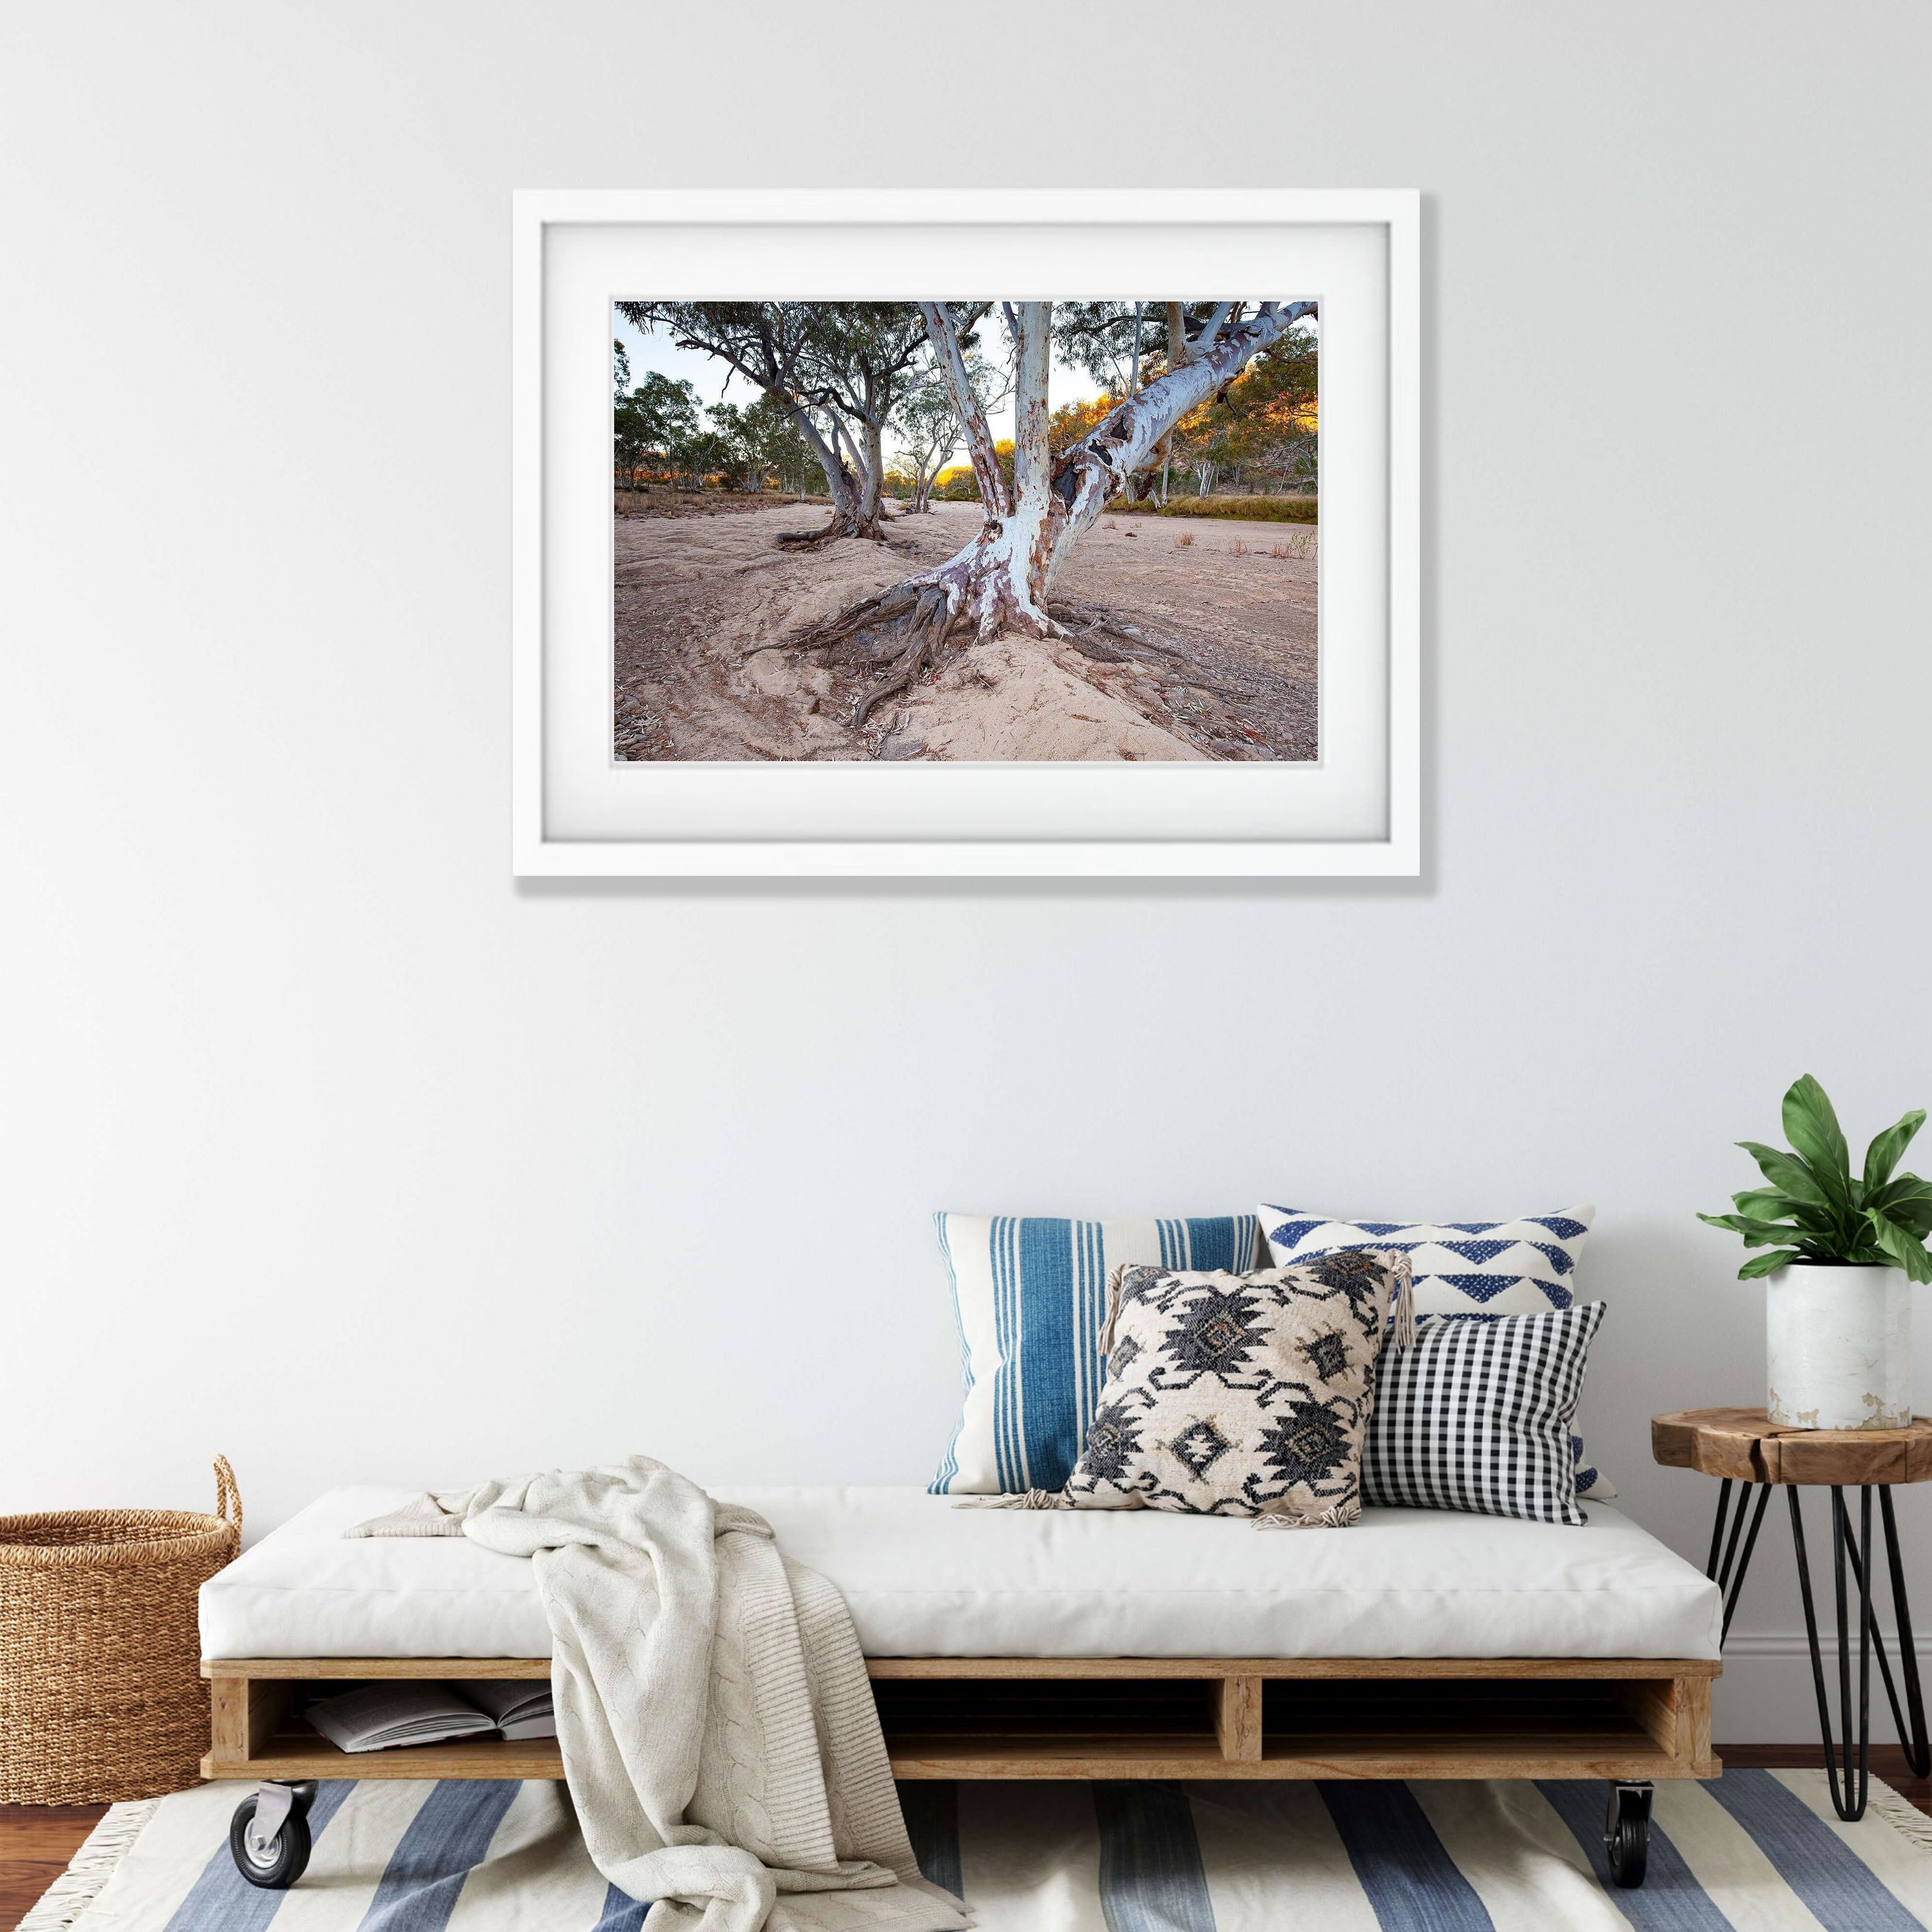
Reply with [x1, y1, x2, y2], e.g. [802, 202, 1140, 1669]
[306, 1680, 557, 1753]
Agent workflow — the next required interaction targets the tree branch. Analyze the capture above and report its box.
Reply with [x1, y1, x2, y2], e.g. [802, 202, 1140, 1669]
[1039, 298, 1318, 582]
[1197, 302, 1236, 351]
[1165, 302, 1193, 368]
[919, 301, 1009, 519]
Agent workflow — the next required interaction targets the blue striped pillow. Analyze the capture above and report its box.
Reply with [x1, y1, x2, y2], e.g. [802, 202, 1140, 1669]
[929, 1213, 1263, 1495]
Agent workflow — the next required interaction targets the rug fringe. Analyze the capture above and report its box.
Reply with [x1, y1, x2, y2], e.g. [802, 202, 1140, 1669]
[1864, 1779, 1932, 1853]
[16, 1797, 162, 1932]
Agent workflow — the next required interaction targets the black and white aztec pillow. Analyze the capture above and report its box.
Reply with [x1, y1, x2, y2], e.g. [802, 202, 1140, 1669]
[1362, 1301, 1606, 1526]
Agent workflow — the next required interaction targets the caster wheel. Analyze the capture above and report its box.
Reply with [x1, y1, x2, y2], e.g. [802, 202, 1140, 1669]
[229, 1794, 313, 1889]
[1604, 1782, 1652, 1890]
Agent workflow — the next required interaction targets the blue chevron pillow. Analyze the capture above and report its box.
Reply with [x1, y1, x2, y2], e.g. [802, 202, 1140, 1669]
[1258, 1201, 1614, 1499]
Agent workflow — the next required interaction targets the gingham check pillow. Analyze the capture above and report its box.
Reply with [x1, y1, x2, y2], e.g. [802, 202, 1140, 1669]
[1259, 1202, 1613, 1499]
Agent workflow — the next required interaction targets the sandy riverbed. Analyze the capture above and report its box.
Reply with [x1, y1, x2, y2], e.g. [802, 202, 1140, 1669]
[612, 498, 1317, 761]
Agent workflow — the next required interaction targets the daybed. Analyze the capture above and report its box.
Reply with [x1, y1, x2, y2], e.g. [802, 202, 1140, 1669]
[200, 1484, 1722, 1889]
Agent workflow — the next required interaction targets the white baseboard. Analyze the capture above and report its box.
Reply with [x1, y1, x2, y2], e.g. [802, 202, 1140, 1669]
[1725, 1633, 1932, 1659]
[1714, 1632, 1930, 1743]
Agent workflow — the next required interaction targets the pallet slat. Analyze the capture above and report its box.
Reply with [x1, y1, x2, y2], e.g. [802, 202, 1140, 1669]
[205, 1733, 564, 1782]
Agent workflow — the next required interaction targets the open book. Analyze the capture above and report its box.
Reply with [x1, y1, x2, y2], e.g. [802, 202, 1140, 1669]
[306, 1680, 557, 1753]
[455, 1679, 557, 1741]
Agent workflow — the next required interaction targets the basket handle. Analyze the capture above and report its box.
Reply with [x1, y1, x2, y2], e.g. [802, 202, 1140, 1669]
[213, 1454, 242, 1539]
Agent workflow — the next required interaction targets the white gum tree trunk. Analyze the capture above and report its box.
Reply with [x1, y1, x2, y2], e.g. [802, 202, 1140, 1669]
[780, 407, 880, 546]
[919, 302, 1009, 518]
[931, 299, 1316, 636]
[792, 407, 856, 515]
[859, 418, 886, 523]
[908, 435, 954, 514]
[790, 300, 1316, 726]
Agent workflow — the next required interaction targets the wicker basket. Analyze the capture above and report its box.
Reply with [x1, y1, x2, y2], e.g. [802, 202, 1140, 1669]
[0, 1457, 241, 1803]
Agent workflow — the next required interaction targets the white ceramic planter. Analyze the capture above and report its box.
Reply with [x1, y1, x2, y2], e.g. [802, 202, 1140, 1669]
[1766, 1263, 1912, 1430]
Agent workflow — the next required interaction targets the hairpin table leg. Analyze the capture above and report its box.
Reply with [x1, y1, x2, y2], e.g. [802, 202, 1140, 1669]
[1790, 1485, 1875, 1820]
[1713, 1482, 1770, 1642]
[1844, 1486, 1932, 1777]
[1705, 1477, 1734, 1580]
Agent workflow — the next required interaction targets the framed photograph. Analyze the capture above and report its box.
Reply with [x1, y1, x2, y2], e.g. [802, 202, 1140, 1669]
[513, 190, 1418, 876]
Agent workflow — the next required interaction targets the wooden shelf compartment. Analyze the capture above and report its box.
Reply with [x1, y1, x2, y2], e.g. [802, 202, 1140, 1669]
[872, 1664, 1716, 1782]
[201, 1662, 561, 1782]
[200, 1654, 1717, 1786]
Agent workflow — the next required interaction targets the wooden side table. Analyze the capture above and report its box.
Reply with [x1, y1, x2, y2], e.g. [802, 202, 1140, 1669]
[1653, 1406, 1932, 1820]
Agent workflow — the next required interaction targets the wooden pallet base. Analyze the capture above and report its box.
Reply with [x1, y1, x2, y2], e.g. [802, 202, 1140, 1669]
[202, 1655, 1719, 1784]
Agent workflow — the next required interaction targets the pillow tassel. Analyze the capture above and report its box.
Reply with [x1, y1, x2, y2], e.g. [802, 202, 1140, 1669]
[953, 1489, 1075, 1512]
[1255, 1501, 1356, 1531]
[1390, 1260, 1416, 1351]
[1095, 1263, 1129, 1361]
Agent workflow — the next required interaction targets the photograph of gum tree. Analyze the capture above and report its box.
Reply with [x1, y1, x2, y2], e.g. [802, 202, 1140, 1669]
[611, 300, 1318, 762]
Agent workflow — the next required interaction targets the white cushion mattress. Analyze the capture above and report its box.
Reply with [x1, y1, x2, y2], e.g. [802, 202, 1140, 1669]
[199, 1485, 1720, 1662]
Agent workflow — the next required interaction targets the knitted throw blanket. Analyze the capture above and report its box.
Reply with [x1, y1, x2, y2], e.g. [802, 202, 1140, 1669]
[348, 1460, 965, 1932]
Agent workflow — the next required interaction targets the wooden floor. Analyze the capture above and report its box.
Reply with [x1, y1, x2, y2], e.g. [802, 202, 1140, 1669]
[2, 1750, 1927, 1931]
[0, 1804, 106, 1932]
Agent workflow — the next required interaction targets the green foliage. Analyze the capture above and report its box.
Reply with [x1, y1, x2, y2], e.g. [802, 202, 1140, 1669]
[1112, 494, 1318, 523]
[707, 393, 813, 492]
[1050, 302, 1170, 393]
[614, 370, 700, 481]
[935, 440, 1015, 503]
[1698, 1075, 1932, 1283]
[666, 426, 731, 488]
[1153, 320, 1319, 503]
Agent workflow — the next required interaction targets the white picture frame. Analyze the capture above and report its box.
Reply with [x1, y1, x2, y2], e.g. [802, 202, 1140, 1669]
[513, 190, 1419, 877]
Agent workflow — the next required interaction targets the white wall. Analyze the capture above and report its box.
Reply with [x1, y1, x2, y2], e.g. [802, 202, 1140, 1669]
[4, 2, 1929, 1743]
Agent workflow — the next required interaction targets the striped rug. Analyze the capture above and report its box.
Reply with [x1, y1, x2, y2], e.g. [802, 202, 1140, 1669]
[25, 1772, 1932, 1930]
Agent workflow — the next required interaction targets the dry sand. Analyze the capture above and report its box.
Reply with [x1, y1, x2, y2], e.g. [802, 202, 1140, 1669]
[613, 498, 1317, 762]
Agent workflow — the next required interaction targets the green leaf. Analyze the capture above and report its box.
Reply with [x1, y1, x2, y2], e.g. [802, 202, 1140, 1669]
[1870, 1175, 1932, 1216]
[1864, 1111, 1927, 1195]
[1739, 1248, 1801, 1279]
[1783, 1075, 1852, 1201]
[1866, 1211, 1932, 1284]
[1892, 1202, 1932, 1242]
[1732, 1190, 1839, 1235]
[1862, 1179, 1932, 1242]
[1738, 1140, 1831, 1208]
[1700, 1212, 1825, 1248]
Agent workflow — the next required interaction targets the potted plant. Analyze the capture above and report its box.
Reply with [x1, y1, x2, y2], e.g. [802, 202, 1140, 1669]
[1699, 1076, 1932, 1429]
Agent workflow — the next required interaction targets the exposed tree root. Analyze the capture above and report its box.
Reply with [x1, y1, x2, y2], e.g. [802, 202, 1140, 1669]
[1049, 596, 1189, 659]
[776, 509, 888, 549]
[765, 570, 1261, 746]
[1059, 633, 1131, 666]
[852, 633, 936, 731]
[848, 586, 960, 728]
[758, 578, 966, 727]
[1047, 598, 1256, 700]
[776, 581, 930, 657]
